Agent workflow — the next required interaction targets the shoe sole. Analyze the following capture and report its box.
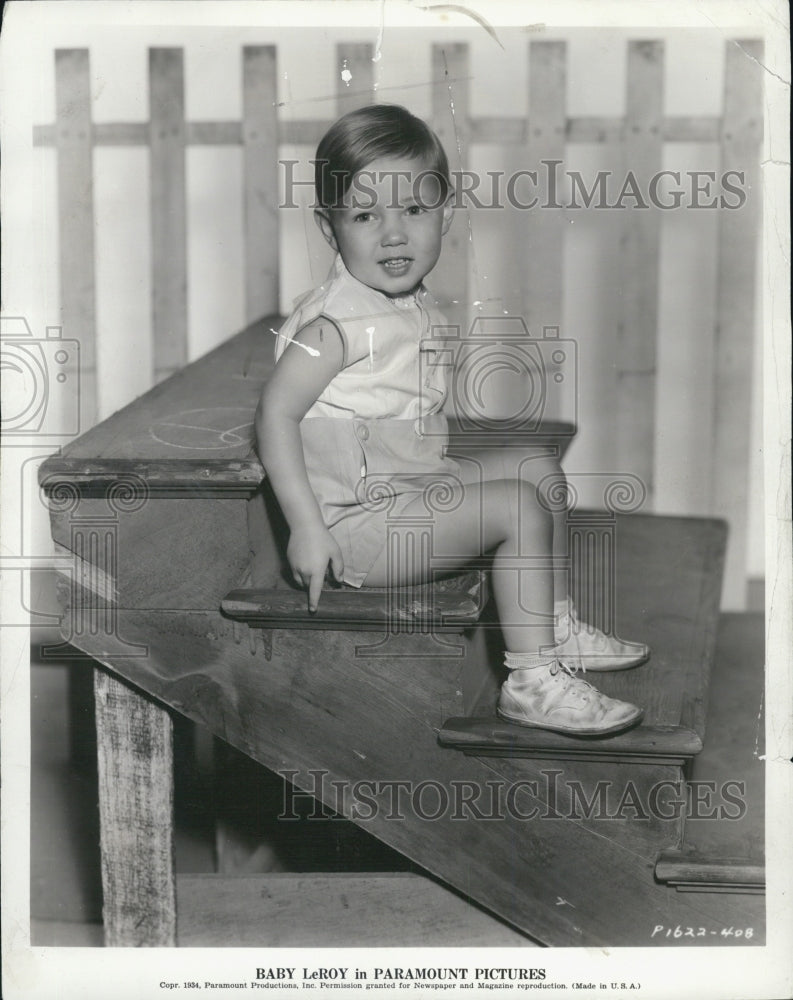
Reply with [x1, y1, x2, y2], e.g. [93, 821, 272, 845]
[568, 649, 651, 673]
[496, 706, 644, 737]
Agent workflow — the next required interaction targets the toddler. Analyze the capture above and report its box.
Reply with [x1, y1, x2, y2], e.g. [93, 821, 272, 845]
[256, 104, 645, 736]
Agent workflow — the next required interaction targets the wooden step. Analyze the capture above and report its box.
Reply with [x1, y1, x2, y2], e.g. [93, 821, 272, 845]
[176, 873, 534, 947]
[655, 850, 764, 893]
[222, 571, 487, 632]
[655, 612, 765, 892]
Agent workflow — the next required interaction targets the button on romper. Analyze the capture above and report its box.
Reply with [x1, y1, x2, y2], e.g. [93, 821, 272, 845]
[274, 255, 463, 586]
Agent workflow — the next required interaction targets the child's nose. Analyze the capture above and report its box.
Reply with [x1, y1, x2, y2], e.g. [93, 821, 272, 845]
[381, 218, 407, 245]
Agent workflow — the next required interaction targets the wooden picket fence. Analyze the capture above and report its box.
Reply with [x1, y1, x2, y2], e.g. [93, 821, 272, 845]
[33, 38, 763, 605]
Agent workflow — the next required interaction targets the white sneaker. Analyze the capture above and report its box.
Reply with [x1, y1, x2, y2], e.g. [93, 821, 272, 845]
[497, 660, 643, 736]
[554, 602, 650, 672]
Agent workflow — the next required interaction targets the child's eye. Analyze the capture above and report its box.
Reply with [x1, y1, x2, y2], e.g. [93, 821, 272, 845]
[406, 205, 424, 216]
[353, 211, 374, 223]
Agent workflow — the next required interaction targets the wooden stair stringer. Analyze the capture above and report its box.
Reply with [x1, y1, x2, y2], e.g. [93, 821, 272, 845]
[70, 606, 763, 947]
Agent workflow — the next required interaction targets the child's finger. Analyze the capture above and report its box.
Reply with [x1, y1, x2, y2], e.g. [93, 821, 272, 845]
[307, 572, 323, 613]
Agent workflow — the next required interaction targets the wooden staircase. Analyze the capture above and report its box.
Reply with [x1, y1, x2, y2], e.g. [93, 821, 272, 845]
[39, 318, 765, 946]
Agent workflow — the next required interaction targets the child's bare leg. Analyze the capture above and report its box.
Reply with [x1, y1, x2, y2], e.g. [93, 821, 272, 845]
[454, 448, 650, 671]
[364, 477, 555, 652]
[454, 447, 568, 599]
[364, 476, 643, 736]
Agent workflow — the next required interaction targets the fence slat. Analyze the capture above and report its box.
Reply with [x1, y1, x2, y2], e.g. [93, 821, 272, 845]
[335, 43, 375, 117]
[243, 46, 279, 322]
[524, 41, 567, 338]
[615, 41, 664, 501]
[55, 49, 97, 428]
[711, 40, 764, 608]
[431, 43, 470, 325]
[149, 48, 187, 382]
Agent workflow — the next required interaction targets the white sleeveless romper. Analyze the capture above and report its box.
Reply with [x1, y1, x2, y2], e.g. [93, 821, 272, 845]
[274, 255, 462, 586]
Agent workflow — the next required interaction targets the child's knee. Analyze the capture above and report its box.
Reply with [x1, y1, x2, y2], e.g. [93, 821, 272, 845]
[483, 478, 553, 540]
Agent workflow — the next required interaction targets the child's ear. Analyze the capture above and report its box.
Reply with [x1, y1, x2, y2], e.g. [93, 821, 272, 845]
[314, 209, 338, 251]
[441, 196, 454, 235]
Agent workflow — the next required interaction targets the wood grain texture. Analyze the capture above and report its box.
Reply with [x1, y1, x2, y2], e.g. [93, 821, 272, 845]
[710, 40, 763, 609]
[683, 612, 765, 863]
[38, 315, 277, 471]
[176, 873, 534, 947]
[55, 49, 97, 429]
[222, 572, 486, 631]
[616, 40, 665, 503]
[48, 494, 252, 612]
[72, 607, 764, 945]
[33, 115, 721, 147]
[46, 409, 747, 945]
[243, 47, 279, 322]
[35, 115, 725, 149]
[149, 48, 188, 382]
[438, 717, 702, 764]
[655, 850, 764, 889]
[94, 669, 176, 946]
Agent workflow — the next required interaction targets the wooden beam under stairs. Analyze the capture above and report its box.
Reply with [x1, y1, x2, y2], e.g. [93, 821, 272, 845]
[176, 873, 533, 947]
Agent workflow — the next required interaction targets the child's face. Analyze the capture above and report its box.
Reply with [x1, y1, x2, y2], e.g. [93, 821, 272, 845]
[316, 156, 453, 297]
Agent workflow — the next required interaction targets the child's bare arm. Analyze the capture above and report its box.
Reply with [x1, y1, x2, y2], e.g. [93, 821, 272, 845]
[255, 318, 345, 611]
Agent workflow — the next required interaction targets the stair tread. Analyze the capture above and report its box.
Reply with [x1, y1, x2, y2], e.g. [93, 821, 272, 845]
[438, 716, 701, 763]
[678, 611, 765, 866]
[222, 571, 487, 631]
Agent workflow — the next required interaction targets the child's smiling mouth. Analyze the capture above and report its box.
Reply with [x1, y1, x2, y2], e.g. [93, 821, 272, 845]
[379, 257, 413, 276]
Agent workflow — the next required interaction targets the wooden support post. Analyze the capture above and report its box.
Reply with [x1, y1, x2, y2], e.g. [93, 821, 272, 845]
[243, 46, 279, 322]
[616, 40, 664, 503]
[94, 669, 176, 946]
[149, 48, 188, 383]
[711, 40, 763, 609]
[431, 43, 470, 326]
[55, 49, 97, 430]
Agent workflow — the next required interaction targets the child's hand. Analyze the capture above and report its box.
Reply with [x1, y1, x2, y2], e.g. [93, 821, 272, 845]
[287, 524, 345, 613]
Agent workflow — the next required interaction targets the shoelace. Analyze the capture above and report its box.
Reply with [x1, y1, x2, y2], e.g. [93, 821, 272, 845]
[549, 660, 610, 703]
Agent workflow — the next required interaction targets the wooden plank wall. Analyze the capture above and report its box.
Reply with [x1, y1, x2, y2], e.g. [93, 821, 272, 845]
[34, 39, 763, 606]
[617, 41, 664, 503]
[243, 46, 280, 325]
[711, 40, 764, 609]
[430, 42, 470, 327]
[149, 49, 188, 383]
[54, 50, 96, 432]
